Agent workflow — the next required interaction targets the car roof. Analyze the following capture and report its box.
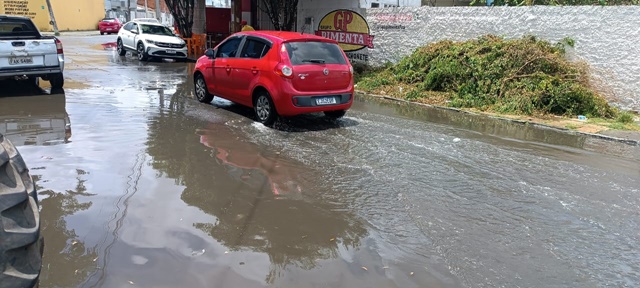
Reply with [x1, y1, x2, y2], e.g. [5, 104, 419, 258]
[237, 30, 337, 44]
[132, 18, 160, 23]
[128, 20, 165, 27]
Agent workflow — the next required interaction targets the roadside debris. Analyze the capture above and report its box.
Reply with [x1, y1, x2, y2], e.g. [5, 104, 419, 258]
[191, 249, 205, 257]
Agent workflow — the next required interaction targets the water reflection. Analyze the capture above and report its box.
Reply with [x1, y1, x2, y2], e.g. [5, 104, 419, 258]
[146, 93, 367, 284]
[36, 170, 97, 287]
[196, 125, 303, 196]
[0, 93, 71, 146]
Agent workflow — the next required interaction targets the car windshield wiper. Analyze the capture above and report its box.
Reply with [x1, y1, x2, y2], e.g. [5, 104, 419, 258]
[301, 59, 325, 64]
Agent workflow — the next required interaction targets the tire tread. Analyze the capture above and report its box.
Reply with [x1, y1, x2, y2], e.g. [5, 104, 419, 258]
[0, 134, 42, 288]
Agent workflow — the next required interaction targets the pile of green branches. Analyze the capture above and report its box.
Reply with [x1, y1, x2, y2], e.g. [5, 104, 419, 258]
[357, 35, 617, 118]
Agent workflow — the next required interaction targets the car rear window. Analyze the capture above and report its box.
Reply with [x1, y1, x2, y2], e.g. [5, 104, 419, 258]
[0, 20, 40, 39]
[284, 41, 347, 66]
[102, 18, 117, 22]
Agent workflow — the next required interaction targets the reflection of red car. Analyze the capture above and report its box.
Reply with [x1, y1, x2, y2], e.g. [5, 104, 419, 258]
[197, 127, 302, 196]
[98, 18, 122, 35]
[193, 31, 355, 126]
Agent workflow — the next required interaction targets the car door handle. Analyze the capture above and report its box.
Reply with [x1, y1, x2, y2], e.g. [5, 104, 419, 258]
[251, 67, 258, 74]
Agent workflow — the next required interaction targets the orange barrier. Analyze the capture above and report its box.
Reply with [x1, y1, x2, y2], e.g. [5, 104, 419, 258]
[182, 33, 207, 56]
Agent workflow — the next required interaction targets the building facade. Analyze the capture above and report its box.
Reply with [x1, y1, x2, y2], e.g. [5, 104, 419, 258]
[105, 0, 173, 26]
[1, 0, 104, 31]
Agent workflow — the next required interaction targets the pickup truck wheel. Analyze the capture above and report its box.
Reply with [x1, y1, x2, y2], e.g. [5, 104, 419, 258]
[116, 39, 126, 56]
[137, 43, 148, 61]
[49, 73, 64, 89]
[28, 77, 39, 87]
[0, 134, 43, 288]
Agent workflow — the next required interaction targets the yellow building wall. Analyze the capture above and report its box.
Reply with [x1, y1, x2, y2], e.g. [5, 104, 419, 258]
[0, 0, 104, 32]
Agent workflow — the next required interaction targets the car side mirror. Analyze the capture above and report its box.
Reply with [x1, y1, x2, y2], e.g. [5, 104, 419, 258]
[205, 48, 216, 59]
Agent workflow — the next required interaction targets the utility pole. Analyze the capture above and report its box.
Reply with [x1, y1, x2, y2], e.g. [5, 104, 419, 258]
[127, 0, 132, 21]
[44, 0, 59, 36]
[155, 0, 161, 22]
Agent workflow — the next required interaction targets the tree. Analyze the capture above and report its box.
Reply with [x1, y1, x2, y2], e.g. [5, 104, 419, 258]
[164, 0, 196, 38]
[193, 0, 206, 34]
[260, 0, 299, 31]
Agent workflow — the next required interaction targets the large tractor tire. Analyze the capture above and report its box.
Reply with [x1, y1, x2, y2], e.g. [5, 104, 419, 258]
[0, 134, 43, 288]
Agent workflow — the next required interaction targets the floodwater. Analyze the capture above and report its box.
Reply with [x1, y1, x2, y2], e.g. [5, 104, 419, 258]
[1, 35, 639, 288]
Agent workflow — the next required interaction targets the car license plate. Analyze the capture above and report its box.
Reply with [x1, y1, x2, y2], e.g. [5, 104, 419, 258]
[9, 56, 33, 65]
[166, 50, 176, 54]
[316, 97, 337, 105]
[106, 28, 112, 30]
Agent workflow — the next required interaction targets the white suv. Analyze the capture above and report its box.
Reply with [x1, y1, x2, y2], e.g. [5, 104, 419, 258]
[116, 20, 187, 61]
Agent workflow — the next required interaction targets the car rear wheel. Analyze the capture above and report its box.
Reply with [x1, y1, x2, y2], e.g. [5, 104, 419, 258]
[100, 31, 104, 35]
[117, 38, 126, 56]
[0, 134, 43, 288]
[194, 74, 213, 103]
[49, 73, 64, 90]
[137, 42, 148, 61]
[254, 92, 277, 126]
[28, 76, 39, 87]
[324, 110, 347, 119]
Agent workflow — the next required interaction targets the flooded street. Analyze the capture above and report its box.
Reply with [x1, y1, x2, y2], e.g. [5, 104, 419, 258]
[1, 35, 639, 288]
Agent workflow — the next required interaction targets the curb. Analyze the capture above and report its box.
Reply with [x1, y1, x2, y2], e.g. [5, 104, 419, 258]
[42, 30, 101, 37]
[355, 90, 640, 147]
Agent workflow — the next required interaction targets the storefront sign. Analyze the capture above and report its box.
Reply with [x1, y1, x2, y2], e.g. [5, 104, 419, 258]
[315, 9, 374, 52]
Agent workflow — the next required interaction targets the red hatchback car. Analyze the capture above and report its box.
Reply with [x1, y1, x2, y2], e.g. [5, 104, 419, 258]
[193, 31, 354, 125]
[98, 18, 122, 35]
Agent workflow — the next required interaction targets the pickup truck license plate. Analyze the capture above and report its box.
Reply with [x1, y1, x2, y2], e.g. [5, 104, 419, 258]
[9, 56, 33, 65]
[316, 97, 337, 105]
[166, 50, 176, 54]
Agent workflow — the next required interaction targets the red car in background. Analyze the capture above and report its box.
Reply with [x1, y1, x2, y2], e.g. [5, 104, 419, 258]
[193, 31, 354, 126]
[98, 18, 122, 35]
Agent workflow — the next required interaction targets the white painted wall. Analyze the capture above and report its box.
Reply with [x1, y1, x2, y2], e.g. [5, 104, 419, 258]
[366, 6, 640, 111]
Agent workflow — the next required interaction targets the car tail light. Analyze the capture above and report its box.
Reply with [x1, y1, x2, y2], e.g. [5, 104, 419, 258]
[274, 63, 293, 79]
[54, 38, 63, 54]
[281, 65, 293, 77]
[349, 65, 354, 74]
[274, 44, 294, 78]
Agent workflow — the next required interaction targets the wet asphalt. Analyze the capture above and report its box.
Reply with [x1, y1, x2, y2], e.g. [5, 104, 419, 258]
[1, 35, 639, 288]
